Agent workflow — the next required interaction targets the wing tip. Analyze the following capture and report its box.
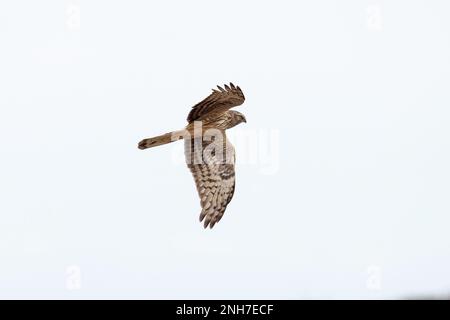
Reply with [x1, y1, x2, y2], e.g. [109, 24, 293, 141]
[213, 82, 242, 94]
[200, 212, 219, 229]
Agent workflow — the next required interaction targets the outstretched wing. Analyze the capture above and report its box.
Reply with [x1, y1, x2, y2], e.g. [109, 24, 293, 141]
[185, 135, 236, 228]
[187, 83, 245, 123]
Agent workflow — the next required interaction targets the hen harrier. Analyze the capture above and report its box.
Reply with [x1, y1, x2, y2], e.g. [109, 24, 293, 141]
[138, 83, 246, 228]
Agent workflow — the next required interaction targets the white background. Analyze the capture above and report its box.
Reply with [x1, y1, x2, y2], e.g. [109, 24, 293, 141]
[0, 0, 449, 299]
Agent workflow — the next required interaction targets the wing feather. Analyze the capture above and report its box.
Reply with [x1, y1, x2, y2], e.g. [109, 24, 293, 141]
[185, 135, 236, 228]
[187, 82, 245, 123]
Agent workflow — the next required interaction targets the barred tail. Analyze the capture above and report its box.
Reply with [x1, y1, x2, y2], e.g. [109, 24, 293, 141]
[138, 130, 186, 150]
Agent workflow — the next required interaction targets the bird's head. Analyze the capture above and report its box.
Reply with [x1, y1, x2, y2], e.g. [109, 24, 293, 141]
[227, 110, 247, 128]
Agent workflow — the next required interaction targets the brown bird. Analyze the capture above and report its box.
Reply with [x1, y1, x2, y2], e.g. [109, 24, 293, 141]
[138, 83, 246, 228]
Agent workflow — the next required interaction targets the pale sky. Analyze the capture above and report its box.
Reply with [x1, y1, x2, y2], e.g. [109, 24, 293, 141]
[0, 1, 449, 299]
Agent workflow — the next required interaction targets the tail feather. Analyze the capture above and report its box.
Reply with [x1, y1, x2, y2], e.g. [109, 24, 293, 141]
[138, 130, 185, 150]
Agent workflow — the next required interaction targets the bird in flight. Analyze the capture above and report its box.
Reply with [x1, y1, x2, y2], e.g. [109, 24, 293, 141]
[138, 83, 246, 228]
